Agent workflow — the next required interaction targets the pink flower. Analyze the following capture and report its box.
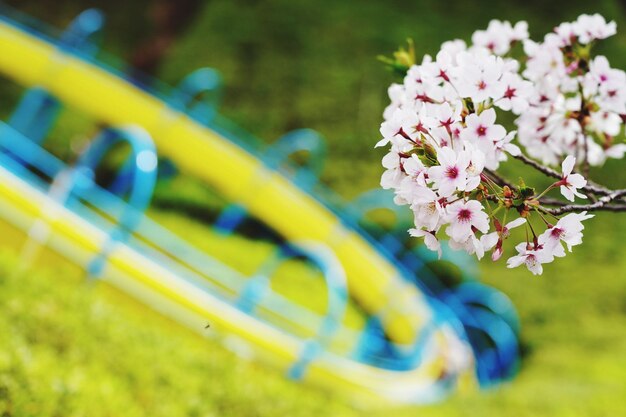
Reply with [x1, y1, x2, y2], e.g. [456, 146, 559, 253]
[558, 156, 587, 202]
[471, 20, 528, 56]
[409, 228, 442, 258]
[589, 56, 623, 86]
[506, 243, 554, 275]
[411, 186, 445, 230]
[423, 50, 454, 83]
[491, 131, 521, 168]
[377, 14, 624, 270]
[428, 147, 470, 197]
[449, 233, 486, 260]
[481, 217, 527, 261]
[538, 211, 594, 252]
[463, 143, 486, 191]
[377, 107, 424, 148]
[460, 108, 507, 157]
[495, 73, 533, 115]
[457, 54, 505, 103]
[405, 72, 445, 106]
[574, 14, 616, 44]
[445, 200, 490, 242]
[427, 102, 462, 132]
[403, 154, 428, 183]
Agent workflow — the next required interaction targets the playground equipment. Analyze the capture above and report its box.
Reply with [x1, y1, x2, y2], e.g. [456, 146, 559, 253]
[0, 5, 520, 403]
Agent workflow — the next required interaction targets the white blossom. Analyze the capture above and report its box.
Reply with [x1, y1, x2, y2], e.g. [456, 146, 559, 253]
[471, 20, 528, 55]
[559, 156, 587, 202]
[574, 14, 616, 44]
[481, 218, 527, 261]
[538, 212, 594, 252]
[506, 243, 555, 275]
[428, 147, 471, 197]
[409, 228, 442, 258]
[445, 200, 490, 242]
[376, 15, 624, 274]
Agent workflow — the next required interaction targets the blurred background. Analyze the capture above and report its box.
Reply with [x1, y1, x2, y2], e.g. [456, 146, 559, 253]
[0, 0, 625, 416]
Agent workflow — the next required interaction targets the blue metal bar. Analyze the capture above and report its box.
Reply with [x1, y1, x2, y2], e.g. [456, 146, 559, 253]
[264, 129, 326, 189]
[6, 9, 104, 146]
[454, 282, 521, 336]
[57, 8, 104, 57]
[285, 242, 348, 379]
[7, 88, 59, 146]
[459, 306, 520, 385]
[171, 68, 222, 125]
[232, 239, 348, 379]
[343, 187, 521, 382]
[71, 126, 158, 276]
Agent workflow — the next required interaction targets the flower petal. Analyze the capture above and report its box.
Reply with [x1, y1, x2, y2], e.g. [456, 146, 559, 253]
[561, 155, 576, 177]
[506, 217, 527, 230]
[567, 173, 587, 188]
[560, 185, 576, 202]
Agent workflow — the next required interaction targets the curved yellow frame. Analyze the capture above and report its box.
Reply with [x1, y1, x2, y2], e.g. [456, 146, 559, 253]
[0, 17, 481, 402]
[0, 19, 433, 344]
[0, 164, 477, 403]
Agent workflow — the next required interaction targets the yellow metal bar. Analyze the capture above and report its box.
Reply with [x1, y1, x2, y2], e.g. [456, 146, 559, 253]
[0, 19, 430, 344]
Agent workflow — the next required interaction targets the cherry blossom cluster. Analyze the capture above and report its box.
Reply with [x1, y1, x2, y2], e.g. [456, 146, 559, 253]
[377, 14, 626, 275]
[517, 14, 626, 166]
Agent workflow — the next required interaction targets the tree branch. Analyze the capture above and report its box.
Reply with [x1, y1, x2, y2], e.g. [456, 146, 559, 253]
[513, 153, 561, 179]
[538, 197, 569, 206]
[585, 179, 613, 196]
[513, 153, 622, 198]
[543, 189, 626, 215]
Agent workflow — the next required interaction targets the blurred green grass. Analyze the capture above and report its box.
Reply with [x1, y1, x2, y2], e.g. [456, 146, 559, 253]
[0, 246, 361, 417]
[1, 0, 626, 415]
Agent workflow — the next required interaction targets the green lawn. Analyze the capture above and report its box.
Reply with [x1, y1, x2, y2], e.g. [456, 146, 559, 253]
[1, 208, 626, 417]
[0, 247, 360, 417]
[1, 0, 626, 415]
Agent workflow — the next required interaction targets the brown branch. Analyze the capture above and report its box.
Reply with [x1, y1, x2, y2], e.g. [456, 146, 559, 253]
[513, 153, 561, 179]
[592, 204, 626, 212]
[544, 203, 626, 213]
[513, 153, 621, 198]
[543, 189, 626, 215]
[538, 197, 569, 206]
[585, 179, 613, 196]
[537, 197, 625, 208]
